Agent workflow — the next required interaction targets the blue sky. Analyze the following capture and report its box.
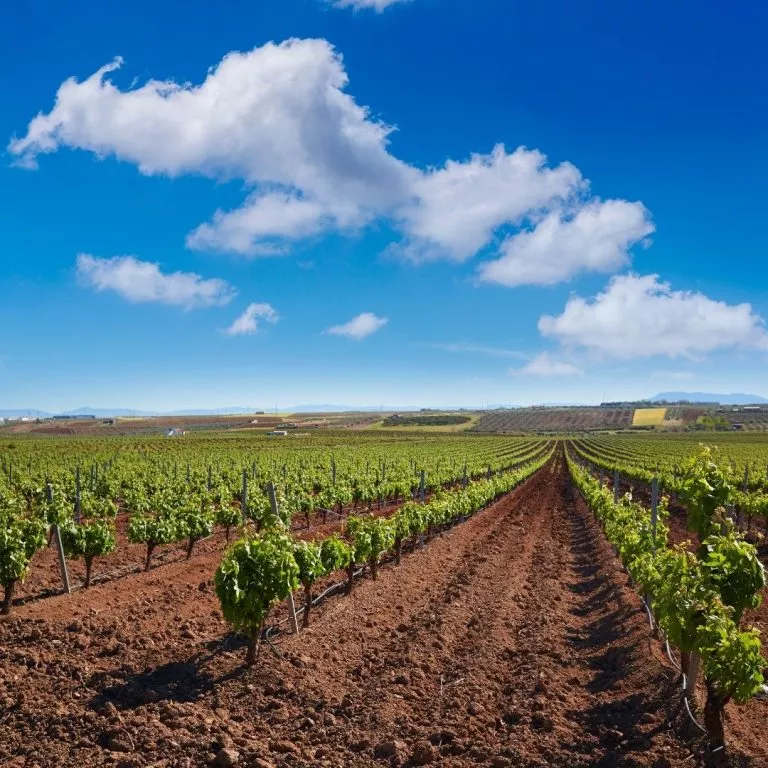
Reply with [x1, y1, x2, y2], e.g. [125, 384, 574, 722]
[2, 0, 767, 410]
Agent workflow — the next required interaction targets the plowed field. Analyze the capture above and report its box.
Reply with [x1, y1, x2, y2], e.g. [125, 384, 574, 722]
[1, 454, 766, 767]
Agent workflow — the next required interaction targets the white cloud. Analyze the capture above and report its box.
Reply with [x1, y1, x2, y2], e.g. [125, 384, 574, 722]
[332, 0, 411, 9]
[9, 42, 412, 251]
[11, 43, 653, 285]
[539, 274, 768, 359]
[225, 303, 279, 335]
[187, 193, 330, 255]
[515, 352, 584, 376]
[478, 199, 653, 287]
[398, 145, 584, 263]
[8, 45, 404, 193]
[326, 312, 388, 339]
[429, 342, 526, 359]
[76, 254, 236, 309]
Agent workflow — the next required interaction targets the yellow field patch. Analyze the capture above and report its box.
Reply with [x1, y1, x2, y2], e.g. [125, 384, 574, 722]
[632, 408, 668, 426]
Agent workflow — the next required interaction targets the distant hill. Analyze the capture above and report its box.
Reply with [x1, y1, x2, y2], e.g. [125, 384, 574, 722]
[63, 407, 158, 417]
[1, 404, 483, 419]
[472, 406, 634, 433]
[1, 406, 268, 419]
[289, 404, 442, 412]
[650, 392, 768, 405]
[65, 406, 272, 417]
[1, 405, 421, 418]
[288, 404, 379, 413]
[163, 407, 264, 416]
[8, 396, 765, 420]
[0, 409, 52, 419]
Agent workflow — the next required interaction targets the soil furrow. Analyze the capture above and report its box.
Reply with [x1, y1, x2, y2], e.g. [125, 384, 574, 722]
[1, 453, 766, 767]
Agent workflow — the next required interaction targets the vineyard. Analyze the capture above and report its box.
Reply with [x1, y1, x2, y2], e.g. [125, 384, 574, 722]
[470, 405, 768, 434]
[0, 433, 551, 605]
[471, 407, 635, 433]
[569, 432, 768, 496]
[1, 430, 767, 767]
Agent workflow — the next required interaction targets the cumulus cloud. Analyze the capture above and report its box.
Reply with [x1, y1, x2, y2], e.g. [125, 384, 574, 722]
[515, 352, 584, 376]
[225, 303, 279, 335]
[76, 254, 236, 309]
[326, 312, 388, 339]
[398, 145, 584, 263]
[539, 274, 768, 359]
[478, 199, 653, 286]
[9, 42, 412, 245]
[332, 0, 411, 9]
[187, 193, 331, 255]
[11, 43, 653, 285]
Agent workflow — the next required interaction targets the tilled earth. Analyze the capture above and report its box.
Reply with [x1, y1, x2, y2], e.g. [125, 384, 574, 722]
[1, 454, 766, 767]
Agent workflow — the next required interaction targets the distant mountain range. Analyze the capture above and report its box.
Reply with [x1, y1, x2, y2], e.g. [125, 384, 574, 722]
[287, 404, 504, 412]
[287, 404, 395, 413]
[3, 394, 767, 420]
[0, 404, 426, 418]
[0, 409, 53, 419]
[1, 404, 508, 418]
[649, 392, 768, 405]
[0, 406, 265, 419]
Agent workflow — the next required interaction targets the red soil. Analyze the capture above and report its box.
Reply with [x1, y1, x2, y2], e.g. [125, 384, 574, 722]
[1, 455, 766, 767]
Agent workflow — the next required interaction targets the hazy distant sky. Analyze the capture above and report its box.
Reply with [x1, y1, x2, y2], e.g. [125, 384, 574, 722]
[2, 0, 767, 410]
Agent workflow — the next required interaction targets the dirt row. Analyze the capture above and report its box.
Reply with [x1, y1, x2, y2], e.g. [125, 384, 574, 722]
[1, 454, 766, 767]
[571, 463, 768, 765]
